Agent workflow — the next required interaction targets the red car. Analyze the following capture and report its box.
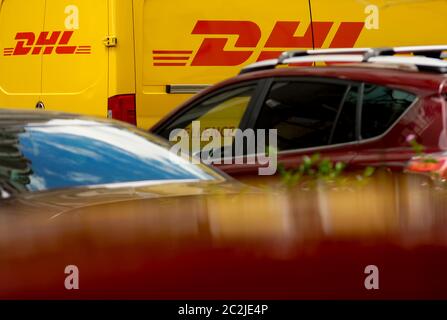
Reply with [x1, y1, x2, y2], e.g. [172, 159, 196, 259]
[151, 46, 447, 180]
[2, 171, 447, 300]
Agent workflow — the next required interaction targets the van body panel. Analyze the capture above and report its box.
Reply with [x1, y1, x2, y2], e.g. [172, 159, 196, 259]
[1, 0, 446, 128]
[40, 0, 108, 117]
[108, 0, 135, 99]
[0, 0, 45, 108]
[135, 0, 311, 129]
[312, 0, 447, 48]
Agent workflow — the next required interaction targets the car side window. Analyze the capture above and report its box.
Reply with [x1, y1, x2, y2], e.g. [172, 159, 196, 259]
[255, 81, 358, 151]
[159, 85, 256, 148]
[361, 84, 416, 139]
[330, 85, 359, 145]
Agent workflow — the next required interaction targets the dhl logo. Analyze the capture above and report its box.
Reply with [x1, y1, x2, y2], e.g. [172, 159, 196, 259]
[3, 31, 91, 56]
[153, 20, 364, 66]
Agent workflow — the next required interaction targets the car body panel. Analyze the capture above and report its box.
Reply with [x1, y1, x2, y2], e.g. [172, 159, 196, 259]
[0, 180, 246, 218]
[151, 66, 447, 179]
[1, 172, 447, 299]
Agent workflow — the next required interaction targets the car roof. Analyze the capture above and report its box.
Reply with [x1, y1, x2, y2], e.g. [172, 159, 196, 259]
[228, 65, 447, 94]
[151, 64, 447, 132]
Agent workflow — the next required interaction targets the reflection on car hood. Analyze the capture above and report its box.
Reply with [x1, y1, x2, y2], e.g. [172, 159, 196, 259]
[0, 179, 249, 219]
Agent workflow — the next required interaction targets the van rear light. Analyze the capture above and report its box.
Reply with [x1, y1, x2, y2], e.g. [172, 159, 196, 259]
[108, 94, 136, 125]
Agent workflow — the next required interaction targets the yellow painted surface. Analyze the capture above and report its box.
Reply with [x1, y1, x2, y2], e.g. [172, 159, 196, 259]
[312, 0, 447, 48]
[108, 0, 135, 102]
[134, 0, 311, 129]
[0, 0, 44, 107]
[1, 0, 446, 128]
[40, 0, 108, 116]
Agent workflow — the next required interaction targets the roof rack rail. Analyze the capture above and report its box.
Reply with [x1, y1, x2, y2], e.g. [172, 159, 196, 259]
[240, 45, 447, 75]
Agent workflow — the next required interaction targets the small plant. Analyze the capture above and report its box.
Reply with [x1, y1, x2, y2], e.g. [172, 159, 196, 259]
[279, 153, 345, 188]
[278, 153, 376, 189]
[407, 134, 438, 164]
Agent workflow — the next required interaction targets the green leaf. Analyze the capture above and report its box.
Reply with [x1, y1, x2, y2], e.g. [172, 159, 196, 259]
[318, 158, 332, 175]
[310, 153, 321, 164]
[423, 157, 438, 164]
[363, 166, 375, 177]
[335, 161, 346, 173]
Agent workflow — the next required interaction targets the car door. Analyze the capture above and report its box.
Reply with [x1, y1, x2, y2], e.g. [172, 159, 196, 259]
[216, 77, 362, 178]
[0, 0, 45, 109]
[156, 81, 264, 157]
[350, 83, 419, 170]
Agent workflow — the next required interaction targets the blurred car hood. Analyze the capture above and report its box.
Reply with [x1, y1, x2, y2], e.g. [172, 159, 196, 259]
[0, 179, 249, 219]
[1, 173, 447, 299]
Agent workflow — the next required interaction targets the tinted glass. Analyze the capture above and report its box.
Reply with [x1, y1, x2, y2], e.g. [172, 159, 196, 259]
[255, 81, 356, 151]
[330, 86, 359, 145]
[1, 120, 220, 192]
[361, 85, 416, 139]
[159, 85, 256, 149]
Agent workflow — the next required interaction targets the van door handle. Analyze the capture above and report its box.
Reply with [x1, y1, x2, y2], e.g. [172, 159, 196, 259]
[35, 101, 45, 109]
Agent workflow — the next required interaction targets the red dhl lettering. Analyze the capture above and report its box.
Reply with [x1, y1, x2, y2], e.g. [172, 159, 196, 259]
[3, 31, 91, 56]
[153, 20, 364, 66]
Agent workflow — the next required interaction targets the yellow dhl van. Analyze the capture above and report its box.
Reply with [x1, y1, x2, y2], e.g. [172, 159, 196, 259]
[1, 0, 447, 129]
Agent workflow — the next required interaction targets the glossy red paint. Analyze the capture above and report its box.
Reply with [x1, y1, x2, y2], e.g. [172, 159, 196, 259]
[1, 173, 447, 299]
[151, 65, 447, 180]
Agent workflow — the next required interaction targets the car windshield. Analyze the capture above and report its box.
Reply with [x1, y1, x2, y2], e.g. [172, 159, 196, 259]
[0, 119, 222, 193]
